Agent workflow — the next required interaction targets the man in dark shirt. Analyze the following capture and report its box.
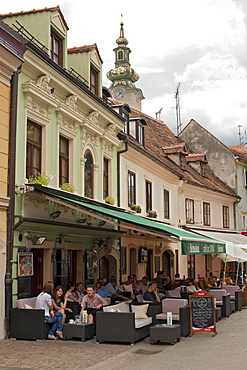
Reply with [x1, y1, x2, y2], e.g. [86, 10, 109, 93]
[143, 282, 160, 303]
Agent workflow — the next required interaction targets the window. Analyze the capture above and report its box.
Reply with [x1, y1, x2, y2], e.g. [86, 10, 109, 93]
[118, 50, 124, 60]
[164, 189, 170, 219]
[129, 119, 144, 145]
[223, 205, 230, 228]
[26, 121, 42, 178]
[50, 30, 63, 66]
[59, 136, 69, 185]
[203, 202, 211, 226]
[146, 180, 152, 211]
[185, 198, 194, 224]
[84, 150, 93, 198]
[128, 171, 136, 206]
[103, 158, 109, 199]
[90, 66, 98, 95]
[244, 169, 247, 187]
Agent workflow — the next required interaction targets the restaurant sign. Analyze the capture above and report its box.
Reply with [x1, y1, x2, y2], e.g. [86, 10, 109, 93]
[182, 240, 226, 255]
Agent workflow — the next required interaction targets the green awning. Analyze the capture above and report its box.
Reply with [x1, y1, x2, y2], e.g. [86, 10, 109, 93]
[33, 186, 225, 253]
[182, 240, 226, 255]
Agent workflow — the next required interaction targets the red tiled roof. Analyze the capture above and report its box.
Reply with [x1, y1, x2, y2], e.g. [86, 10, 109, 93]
[186, 154, 206, 162]
[127, 109, 237, 198]
[0, 6, 69, 30]
[228, 145, 244, 152]
[229, 147, 247, 161]
[68, 43, 103, 63]
[162, 144, 185, 154]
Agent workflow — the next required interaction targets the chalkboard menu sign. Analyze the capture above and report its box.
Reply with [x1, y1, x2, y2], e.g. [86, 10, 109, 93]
[189, 291, 217, 336]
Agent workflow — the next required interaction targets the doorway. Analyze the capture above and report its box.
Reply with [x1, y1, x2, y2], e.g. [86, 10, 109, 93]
[130, 247, 137, 276]
[162, 251, 171, 277]
[99, 254, 117, 282]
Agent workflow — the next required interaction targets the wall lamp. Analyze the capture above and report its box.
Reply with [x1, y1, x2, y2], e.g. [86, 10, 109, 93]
[49, 211, 61, 219]
[32, 235, 47, 245]
[77, 218, 86, 223]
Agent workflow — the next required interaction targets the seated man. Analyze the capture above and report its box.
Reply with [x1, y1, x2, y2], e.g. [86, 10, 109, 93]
[136, 276, 150, 295]
[102, 277, 130, 303]
[80, 286, 108, 323]
[94, 282, 107, 298]
[143, 282, 160, 304]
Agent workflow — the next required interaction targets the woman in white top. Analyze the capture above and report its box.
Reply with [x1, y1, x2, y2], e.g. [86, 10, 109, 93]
[36, 281, 63, 340]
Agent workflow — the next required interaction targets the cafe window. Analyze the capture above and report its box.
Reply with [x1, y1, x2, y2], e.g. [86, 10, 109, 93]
[59, 136, 69, 185]
[26, 121, 42, 178]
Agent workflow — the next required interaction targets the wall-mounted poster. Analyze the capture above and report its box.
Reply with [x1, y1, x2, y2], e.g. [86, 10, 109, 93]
[18, 252, 34, 277]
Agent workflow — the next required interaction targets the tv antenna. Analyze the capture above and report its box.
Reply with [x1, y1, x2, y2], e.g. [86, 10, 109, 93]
[238, 125, 244, 146]
[175, 83, 182, 135]
[155, 107, 163, 120]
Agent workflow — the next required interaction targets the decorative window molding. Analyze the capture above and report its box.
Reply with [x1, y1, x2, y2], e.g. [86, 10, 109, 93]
[81, 111, 103, 135]
[56, 94, 82, 139]
[23, 75, 57, 125]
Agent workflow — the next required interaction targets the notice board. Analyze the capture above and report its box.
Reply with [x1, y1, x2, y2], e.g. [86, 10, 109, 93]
[189, 291, 217, 336]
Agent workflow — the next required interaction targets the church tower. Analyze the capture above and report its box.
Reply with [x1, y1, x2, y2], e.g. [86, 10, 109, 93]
[107, 20, 144, 111]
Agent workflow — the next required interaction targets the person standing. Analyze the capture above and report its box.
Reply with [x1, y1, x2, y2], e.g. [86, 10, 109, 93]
[36, 281, 63, 340]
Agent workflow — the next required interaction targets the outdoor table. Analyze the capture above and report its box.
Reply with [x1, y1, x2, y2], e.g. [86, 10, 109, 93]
[63, 323, 94, 341]
[150, 324, 180, 345]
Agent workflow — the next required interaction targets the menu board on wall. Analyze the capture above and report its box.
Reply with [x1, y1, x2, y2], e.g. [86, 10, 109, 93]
[190, 291, 217, 337]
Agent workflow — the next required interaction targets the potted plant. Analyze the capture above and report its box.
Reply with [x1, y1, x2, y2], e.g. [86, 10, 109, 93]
[28, 173, 50, 186]
[131, 204, 142, 213]
[104, 196, 115, 205]
[147, 210, 157, 218]
[59, 183, 76, 193]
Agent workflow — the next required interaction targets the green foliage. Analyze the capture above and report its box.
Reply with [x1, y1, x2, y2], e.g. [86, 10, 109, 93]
[104, 196, 115, 205]
[28, 173, 50, 186]
[59, 183, 76, 193]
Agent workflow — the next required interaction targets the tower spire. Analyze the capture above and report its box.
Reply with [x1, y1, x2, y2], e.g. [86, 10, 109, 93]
[107, 19, 144, 110]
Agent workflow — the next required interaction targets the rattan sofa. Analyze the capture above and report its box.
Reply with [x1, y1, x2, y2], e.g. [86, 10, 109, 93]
[96, 302, 152, 345]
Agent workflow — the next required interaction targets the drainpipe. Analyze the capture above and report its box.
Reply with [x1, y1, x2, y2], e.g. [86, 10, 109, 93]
[5, 67, 21, 336]
[117, 132, 129, 283]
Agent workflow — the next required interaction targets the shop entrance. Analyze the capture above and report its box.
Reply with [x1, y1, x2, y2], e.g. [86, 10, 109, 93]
[99, 254, 117, 282]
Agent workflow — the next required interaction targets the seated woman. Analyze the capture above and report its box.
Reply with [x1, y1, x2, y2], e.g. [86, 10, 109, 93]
[125, 275, 133, 285]
[80, 286, 109, 323]
[72, 282, 85, 303]
[66, 282, 78, 302]
[143, 282, 160, 304]
[52, 285, 73, 325]
[36, 281, 63, 340]
[94, 282, 107, 298]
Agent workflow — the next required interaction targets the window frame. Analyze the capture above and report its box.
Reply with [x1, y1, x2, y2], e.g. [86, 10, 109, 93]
[203, 202, 211, 226]
[50, 29, 63, 66]
[84, 150, 94, 199]
[185, 198, 194, 224]
[223, 205, 230, 228]
[26, 120, 42, 178]
[90, 65, 98, 95]
[146, 180, 152, 212]
[103, 157, 109, 199]
[164, 189, 170, 219]
[59, 135, 69, 186]
[128, 171, 136, 207]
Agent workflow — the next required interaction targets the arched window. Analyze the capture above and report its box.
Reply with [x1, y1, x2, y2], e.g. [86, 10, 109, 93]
[118, 50, 124, 60]
[84, 150, 93, 198]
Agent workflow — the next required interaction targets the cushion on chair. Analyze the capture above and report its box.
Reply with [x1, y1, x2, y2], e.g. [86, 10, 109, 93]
[123, 285, 133, 292]
[16, 297, 37, 309]
[131, 304, 148, 319]
[162, 298, 187, 314]
[24, 304, 34, 309]
[135, 317, 152, 329]
[103, 301, 130, 313]
[156, 313, 180, 321]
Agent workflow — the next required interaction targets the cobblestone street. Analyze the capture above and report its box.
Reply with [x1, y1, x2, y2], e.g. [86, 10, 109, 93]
[1, 308, 247, 370]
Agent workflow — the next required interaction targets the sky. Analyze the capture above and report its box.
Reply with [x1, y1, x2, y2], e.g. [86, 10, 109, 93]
[1, 0, 247, 145]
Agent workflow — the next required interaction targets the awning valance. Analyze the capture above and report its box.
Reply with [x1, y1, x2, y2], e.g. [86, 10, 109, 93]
[189, 229, 247, 262]
[31, 186, 226, 251]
